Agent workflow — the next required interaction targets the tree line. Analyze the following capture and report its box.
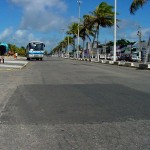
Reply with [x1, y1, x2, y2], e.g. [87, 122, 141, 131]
[0, 42, 27, 56]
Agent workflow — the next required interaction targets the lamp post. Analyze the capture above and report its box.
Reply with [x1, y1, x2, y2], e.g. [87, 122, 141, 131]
[67, 36, 70, 58]
[77, 1, 81, 59]
[113, 0, 117, 61]
[137, 26, 142, 61]
[61, 29, 65, 57]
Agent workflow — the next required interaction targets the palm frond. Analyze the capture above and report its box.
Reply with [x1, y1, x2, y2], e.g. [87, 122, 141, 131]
[130, 0, 148, 14]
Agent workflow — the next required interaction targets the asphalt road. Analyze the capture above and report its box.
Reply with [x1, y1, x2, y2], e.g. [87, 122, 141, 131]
[0, 57, 150, 150]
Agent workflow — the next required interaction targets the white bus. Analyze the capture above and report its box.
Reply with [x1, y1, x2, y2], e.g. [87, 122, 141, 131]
[26, 41, 45, 60]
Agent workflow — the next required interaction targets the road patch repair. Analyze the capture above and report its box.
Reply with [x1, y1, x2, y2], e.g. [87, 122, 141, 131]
[0, 57, 28, 70]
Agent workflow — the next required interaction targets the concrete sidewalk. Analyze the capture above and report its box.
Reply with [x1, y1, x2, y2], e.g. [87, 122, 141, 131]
[0, 56, 28, 70]
[76, 58, 150, 70]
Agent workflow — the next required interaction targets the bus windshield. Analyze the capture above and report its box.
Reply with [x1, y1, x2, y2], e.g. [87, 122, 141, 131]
[29, 43, 44, 51]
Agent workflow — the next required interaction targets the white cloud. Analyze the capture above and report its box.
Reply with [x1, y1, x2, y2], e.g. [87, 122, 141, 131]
[0, 27, 13, 41]
[9, 0, 67, 32]
[14, 29, 36, 41]
[129, 31, 138, 39]
[141, 27, 150, 38]
[12, 29, 39, 46]
[111, 19, 150, 41]
[14, 29, 27, 38]
[28, 33, 35, 41]
[129, 27, 150, 41]
[10, 0, 67, 11]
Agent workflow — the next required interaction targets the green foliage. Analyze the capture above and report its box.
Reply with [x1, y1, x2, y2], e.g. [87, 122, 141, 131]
[130, 0, 148, 14]
[8, 43, 26, 56]
[83, 2, 117, 48]
[116, 39, 129, 48]
[106, 41, 114, 46]
[44, 50, 48, 55]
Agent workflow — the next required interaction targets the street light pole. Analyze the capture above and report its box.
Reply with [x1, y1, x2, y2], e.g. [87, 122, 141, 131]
[137, 26, 142, 61]
[113, 0, 117, 61]
[67, 36, 69, 58]
[77, 0, 81, 59]
[61, 29, 65, 57]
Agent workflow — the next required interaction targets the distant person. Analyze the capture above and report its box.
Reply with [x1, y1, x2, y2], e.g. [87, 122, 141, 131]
[15, 52, 18, 59]
[7, 50, 12, 56]
[0, 45, 6, 63]
[14, 52, 18, 59]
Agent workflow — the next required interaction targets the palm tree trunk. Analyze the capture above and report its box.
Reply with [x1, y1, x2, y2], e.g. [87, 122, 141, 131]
[92, 30, 97, 48]
[73, 37, 76, 58]
[92, 26, 99, 48]
[97, 30, 99, 47]
[82, 39, 85, 59]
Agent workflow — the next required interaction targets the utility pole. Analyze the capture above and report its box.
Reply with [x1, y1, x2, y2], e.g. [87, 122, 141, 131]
[61, 29, 65, 57]
[144, 37, 150, 64]
[113, 0, 117, 61]
[67, 36, 69, 58]
[77, 1, 81, 59]
[137, 26, 142, 62]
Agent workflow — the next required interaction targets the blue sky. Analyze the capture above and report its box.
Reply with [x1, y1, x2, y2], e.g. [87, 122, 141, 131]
[0, 0, 150, 51]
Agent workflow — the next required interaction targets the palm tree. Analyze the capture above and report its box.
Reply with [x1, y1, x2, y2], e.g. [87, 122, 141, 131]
[52, 24, 77, 56]
[79, 28, 91, 50]
[63, 36, 74, 53]
[79, 23, 97, 58]
[64, 36, 74, 46]
[130, 0, 148, 14]
[66, 22, 79, 52]
[83, 2, 115, 48]
[52, 44, 62, 56]
[82, 2, 117, 60]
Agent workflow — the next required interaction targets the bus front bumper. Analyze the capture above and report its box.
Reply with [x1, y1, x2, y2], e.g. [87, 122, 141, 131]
[28, 54, 44, 58]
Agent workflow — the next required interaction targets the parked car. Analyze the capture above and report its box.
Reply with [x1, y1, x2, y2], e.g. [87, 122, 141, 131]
[110, 56, 119, 61]
[118, 54, 132, 62]
[106, 55, 111, 60]
[132, 52, 141, 62]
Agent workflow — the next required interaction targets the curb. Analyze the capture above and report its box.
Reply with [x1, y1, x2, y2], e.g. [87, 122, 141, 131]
[70, 58, 150, 70]
[139, 64, 150, 70]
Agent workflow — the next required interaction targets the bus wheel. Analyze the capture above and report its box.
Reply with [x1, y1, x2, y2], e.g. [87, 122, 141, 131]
[40, 58, 43, 61]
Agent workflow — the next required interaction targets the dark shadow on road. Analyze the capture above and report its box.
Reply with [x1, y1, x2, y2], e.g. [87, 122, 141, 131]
[1, 84, 150, 125]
